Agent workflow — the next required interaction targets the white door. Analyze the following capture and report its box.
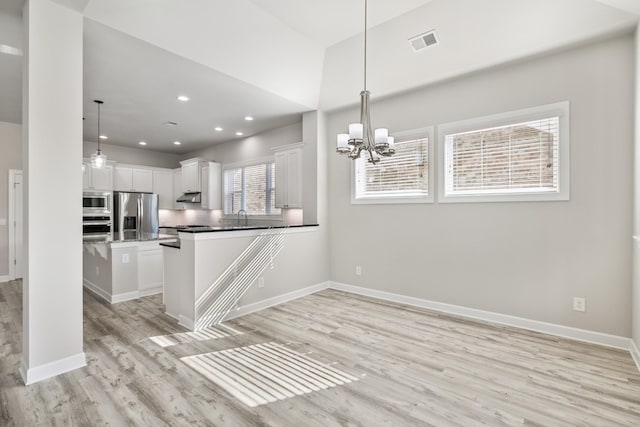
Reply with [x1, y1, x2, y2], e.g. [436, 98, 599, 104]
[9, 170, 23, 279]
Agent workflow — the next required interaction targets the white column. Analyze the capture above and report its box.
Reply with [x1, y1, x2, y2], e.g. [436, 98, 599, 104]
[633, 26, 640, 355]
[20, 0, 85, 385]
[302, 110, 328, 225]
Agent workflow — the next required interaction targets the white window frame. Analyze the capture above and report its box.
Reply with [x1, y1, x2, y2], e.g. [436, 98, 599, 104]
[222, 156, 282, 219]
[351, 126, 435, 204]
[437, 101, 570, 203]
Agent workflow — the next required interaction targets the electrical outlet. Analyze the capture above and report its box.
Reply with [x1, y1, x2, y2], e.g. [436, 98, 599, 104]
[258, 277, 265, 288]
[355, 265, 362, 276]
[573, 297, 586, 312]
[122, 253, 130, 264]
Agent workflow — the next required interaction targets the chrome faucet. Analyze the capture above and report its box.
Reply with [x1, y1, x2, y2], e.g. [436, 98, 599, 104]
[237, 209, 248, 226]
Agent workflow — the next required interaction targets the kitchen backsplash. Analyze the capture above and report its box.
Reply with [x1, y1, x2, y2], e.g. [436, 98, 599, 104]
[159, 209, 223, 227]
[159, 208, 303, 227]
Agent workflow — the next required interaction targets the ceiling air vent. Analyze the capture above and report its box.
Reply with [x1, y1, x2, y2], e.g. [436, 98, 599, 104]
[163, 121, 178, 127]
[409, 30, 438, 53]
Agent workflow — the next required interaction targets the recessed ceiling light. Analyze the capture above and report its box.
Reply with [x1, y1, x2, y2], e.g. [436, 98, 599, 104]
[244, 116, 254, 121]
[99, 135, 108, 140]
[173, 141, 181, 145]
[235, 132, 244, 136]
[177, 95, 190, 102]
[139, 141, 147, 146]
[214, 126, 223, 132]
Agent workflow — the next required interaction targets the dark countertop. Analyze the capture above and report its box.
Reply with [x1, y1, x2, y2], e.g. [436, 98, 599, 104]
[173, 224, 319, 233]
[160, 240, 181, 249]
[159, 224, 319, 249]
[83, 231, 177, 244]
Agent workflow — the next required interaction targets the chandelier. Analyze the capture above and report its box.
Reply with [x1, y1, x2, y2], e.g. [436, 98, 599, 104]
[336, 0, 394, 164]
[90, 99, 107, 169]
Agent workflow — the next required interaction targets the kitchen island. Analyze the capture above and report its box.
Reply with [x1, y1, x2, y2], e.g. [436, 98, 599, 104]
[83, 231, 177, 303]
[162, 224, 320, 330]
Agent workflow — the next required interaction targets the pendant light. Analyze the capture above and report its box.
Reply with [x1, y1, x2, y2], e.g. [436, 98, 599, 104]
[336, 0, 394, 164]
[91, 99, 107, 169]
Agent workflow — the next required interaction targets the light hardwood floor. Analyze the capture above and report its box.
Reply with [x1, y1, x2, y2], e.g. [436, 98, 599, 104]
[2, 279, 640, 426]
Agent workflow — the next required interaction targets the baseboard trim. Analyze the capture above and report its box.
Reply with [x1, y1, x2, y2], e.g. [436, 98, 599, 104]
[329, 282, 632, 351]
[223, 281, 331, 323]
[111, 291, 141, 304]
[0, 275, 10, 283]
[138, 287, 162, 298]
[82, 279, 111, 303]
[179, 315, 194, 330]
[19, 352, 86, 385]
[630, 340, 640, 373]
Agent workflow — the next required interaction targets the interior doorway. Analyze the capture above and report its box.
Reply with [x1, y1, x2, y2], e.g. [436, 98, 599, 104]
[8, 169, 23, 280]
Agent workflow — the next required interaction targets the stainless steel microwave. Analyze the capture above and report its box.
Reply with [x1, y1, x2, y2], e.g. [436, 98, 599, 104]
[83, 192, 111, 215]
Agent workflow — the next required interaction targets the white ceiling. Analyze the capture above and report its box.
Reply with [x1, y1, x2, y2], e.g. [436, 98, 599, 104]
[83, 19, 308, 154]
[245, 0, 435, 48]
[320, 0, 639, 110]
[0, 0, 639, 154]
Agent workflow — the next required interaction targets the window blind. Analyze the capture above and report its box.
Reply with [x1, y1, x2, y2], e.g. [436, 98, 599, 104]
[355, 138, 429, 199]
[444, 117, 559, 196]
[224, 162, 279, 215]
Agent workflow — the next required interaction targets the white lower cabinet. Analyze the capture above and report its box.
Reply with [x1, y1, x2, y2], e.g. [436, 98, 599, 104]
[138, 244, 164, 296]
[83, 240, 172, 303]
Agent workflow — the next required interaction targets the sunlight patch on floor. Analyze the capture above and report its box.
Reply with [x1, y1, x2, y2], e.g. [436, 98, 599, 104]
[181, 342, 360, 407]
[148, 324, 246, 348]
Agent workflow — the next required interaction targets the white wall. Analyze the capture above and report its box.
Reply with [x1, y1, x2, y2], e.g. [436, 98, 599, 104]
[633, 27, 640, 348]
[182, 122, 302, 164]
[327, 34, 634, 337]
[0, 10, 23, 124]
[0, 121, 22, 278]
[83, 141, 181, 169]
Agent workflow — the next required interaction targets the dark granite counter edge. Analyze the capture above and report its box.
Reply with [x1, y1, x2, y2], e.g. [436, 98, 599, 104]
[160, 224, 319, 248]
[173, 224, 319, 234]
[160, 241, 181, 249]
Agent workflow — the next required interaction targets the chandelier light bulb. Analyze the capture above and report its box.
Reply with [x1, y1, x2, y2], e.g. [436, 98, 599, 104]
[374, 128, 388, 144]
[337, 134, 350, 153]
[349, 123, 363, 141]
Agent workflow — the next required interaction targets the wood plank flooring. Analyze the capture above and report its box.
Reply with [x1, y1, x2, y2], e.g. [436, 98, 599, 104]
[2, 279, 640, 426]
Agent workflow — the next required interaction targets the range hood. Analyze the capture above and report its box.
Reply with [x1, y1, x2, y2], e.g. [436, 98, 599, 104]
[176, 192, 201, 203]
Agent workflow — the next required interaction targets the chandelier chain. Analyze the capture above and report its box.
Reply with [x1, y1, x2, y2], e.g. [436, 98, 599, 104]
[364, 0, 367, 92]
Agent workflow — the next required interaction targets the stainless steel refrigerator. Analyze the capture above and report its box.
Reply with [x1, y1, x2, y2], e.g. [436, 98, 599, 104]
[113, 192, 159, 233]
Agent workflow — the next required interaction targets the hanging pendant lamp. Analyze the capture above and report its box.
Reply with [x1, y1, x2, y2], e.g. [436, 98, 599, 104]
[336, 0, 394, 164]
[91, 99, 107, 169]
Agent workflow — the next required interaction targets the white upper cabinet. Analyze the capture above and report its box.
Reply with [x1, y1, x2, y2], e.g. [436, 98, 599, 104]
[173, 168, 183, 209]
[114, 166, 153, 192]
[83, 163, 113, 191]
[180, 159, 200, 193]
[200, 162, 222, 210]
[152, 170, 173, 209]
[274, 145, 303, 209]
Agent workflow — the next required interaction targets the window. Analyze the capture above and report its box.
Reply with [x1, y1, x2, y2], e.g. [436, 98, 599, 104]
[438, 101, 570, 203]
[352, 127, 434, 204]
[224, 161, 280, 215]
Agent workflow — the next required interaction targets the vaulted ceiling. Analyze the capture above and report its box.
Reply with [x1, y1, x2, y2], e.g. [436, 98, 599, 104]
[0, 0, 638, 153]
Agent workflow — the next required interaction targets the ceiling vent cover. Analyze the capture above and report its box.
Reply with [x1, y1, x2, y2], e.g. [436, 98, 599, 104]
[409, 30, 438, 52]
